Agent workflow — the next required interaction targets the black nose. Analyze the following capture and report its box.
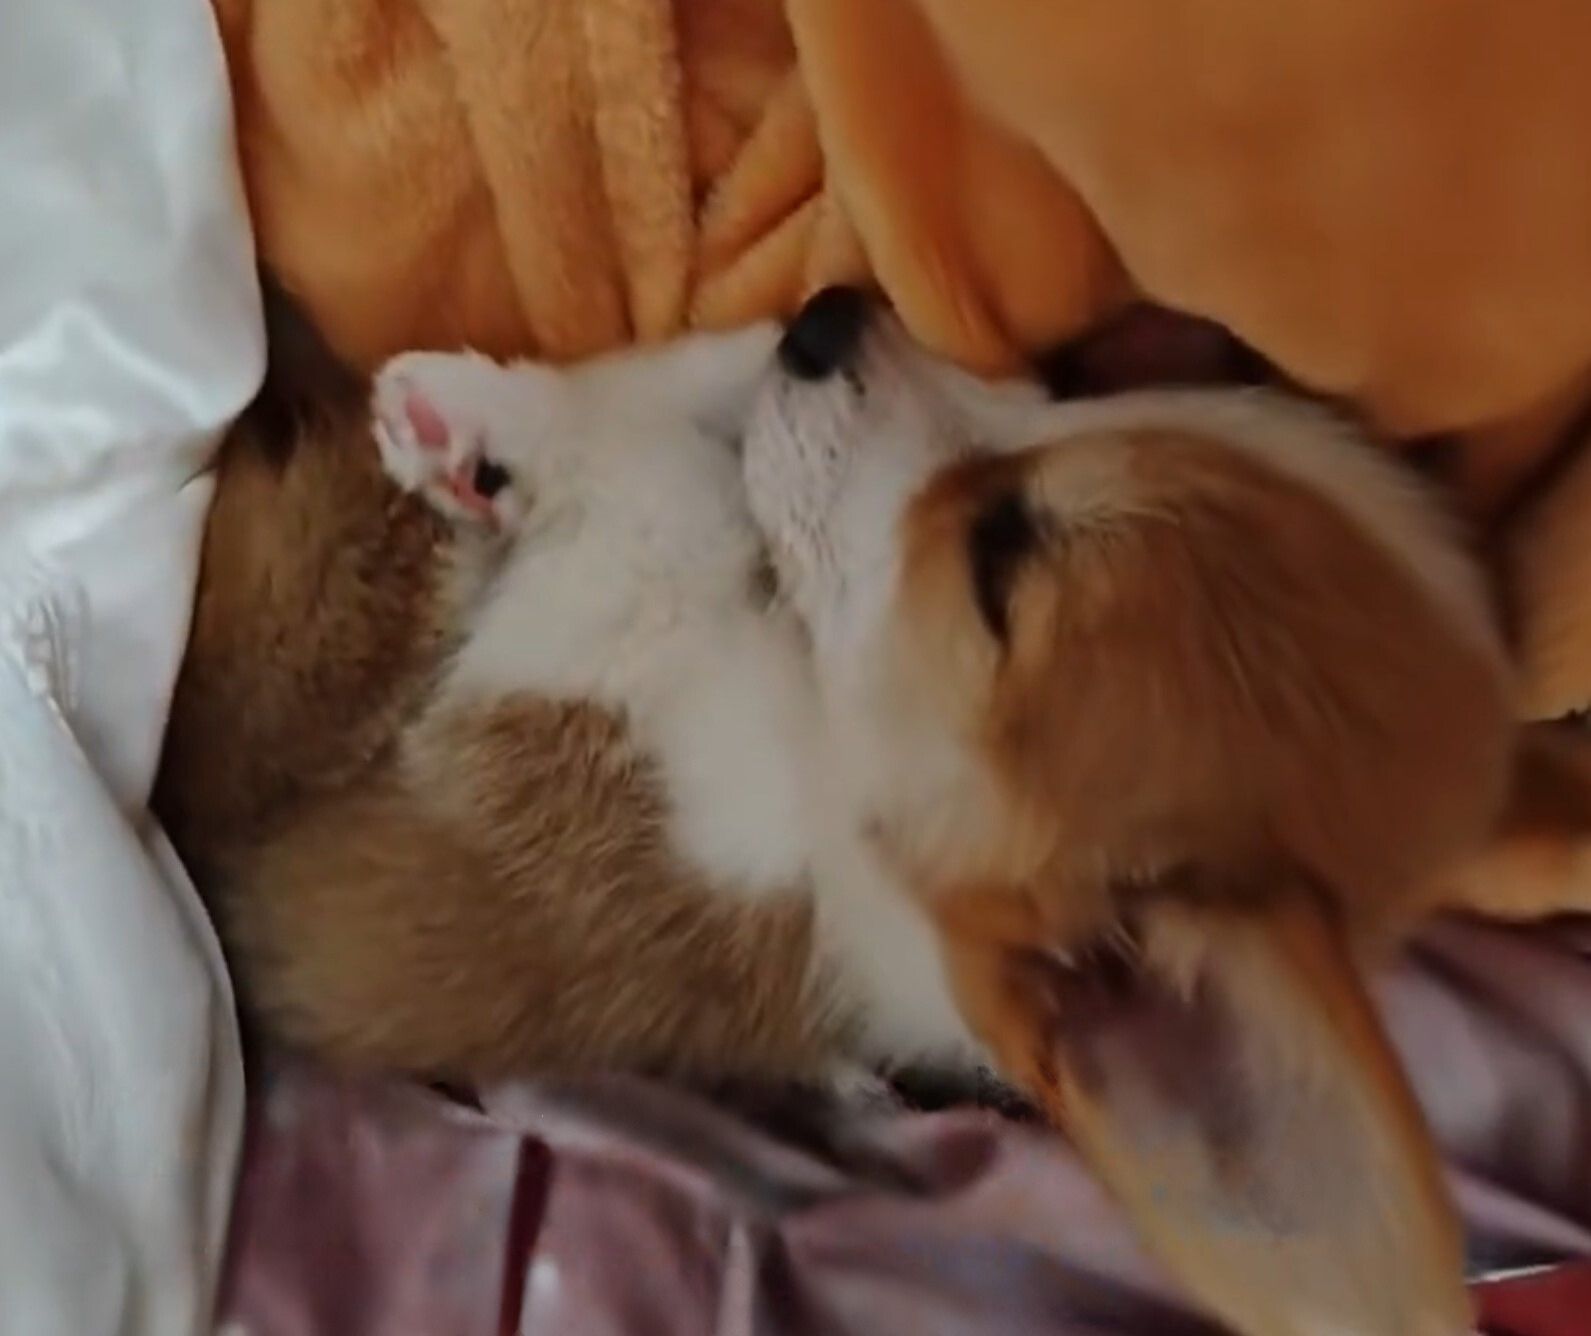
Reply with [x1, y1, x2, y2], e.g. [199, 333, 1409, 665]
[778, 286, 871, 380]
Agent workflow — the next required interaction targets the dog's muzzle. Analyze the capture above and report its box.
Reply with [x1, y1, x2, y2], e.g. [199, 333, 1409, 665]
[777, 285, 872, 381]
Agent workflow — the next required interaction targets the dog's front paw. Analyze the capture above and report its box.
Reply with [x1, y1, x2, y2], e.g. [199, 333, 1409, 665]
[371, 353, 525, 531]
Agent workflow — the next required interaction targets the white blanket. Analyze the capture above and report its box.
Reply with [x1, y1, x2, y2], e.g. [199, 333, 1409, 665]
[0, 0, 261, 1331]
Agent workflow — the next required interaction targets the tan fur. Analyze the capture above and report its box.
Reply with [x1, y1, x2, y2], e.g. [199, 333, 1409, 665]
[215, 694, 828, 1081]
[159, 356, 1589, 1088]
[153, 391, 449, 880]
[942, 894, 1467, 1336]
[160, 295, 1591, 1329]
[893, 430, 1513, 939]
[154, 317, 834, 1084]
[869, 417, 1590, 1334]
[1432, 725, 1591, 920]
[1503, 421, 1591, 721]
[847, 426, 1530, 1335]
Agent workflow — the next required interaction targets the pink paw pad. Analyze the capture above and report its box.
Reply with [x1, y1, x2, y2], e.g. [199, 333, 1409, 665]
[374, 370, 512, 529]
[403, 388, 452, 453]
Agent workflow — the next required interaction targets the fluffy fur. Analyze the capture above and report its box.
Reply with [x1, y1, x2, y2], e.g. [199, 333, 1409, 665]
[160, 291, 1591, 1336]
[738, 300, 1571, 1336]
[744, 322, 1514, 937]
[158, 309, 979, 1085]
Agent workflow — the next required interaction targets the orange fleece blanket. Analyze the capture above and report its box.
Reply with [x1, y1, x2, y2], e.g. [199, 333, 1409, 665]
[215, 0, 1591, 717]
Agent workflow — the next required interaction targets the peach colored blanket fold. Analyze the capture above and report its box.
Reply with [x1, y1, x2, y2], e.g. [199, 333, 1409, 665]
[215, 0, 1591, 710]
[213, 0, 862, 367]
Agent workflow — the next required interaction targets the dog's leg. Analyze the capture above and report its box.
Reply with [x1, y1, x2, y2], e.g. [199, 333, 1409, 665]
[581, 323, 782, 437]
[1431, 724, 1591, 921]
[371, 355, 537, 536]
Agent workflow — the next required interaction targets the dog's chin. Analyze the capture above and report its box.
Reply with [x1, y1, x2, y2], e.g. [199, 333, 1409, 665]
[743, 496, 835, 639]
[741, 391, 843, 628]
[744, 441, 947, 660]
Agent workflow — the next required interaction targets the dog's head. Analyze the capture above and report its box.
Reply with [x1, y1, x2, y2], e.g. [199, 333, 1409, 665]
[744, 288, 1517, 1335]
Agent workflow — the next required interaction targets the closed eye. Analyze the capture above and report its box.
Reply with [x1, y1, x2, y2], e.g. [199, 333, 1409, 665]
[967, 490, 1040, 643]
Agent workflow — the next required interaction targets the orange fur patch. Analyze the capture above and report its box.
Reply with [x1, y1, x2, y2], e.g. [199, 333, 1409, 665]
[893, 429, 1512, 939]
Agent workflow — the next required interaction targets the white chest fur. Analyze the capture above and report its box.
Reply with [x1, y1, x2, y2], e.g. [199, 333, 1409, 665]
[379, 333, 983, 1075]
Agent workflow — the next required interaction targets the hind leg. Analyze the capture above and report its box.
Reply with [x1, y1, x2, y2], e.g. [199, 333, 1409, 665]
[1432, 725, 1591, 921]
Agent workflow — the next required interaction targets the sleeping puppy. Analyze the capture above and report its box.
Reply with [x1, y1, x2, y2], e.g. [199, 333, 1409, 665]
[159, 287, 1579, 1335]
[744, 287, 1525, 1335]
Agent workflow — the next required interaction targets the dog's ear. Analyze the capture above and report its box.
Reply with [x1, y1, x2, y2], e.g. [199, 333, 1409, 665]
[942, 888, 1470, 1336]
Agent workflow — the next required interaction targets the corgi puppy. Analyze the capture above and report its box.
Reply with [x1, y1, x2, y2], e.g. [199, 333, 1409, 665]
[159, 285, 1589, 1336]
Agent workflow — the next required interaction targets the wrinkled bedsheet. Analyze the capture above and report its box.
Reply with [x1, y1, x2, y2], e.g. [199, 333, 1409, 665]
[220, 918, 1591, 1335]
[0, 0, 259, 1332]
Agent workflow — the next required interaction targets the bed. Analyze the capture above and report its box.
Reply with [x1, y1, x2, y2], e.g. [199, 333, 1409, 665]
[0, 2, 1585, 1333]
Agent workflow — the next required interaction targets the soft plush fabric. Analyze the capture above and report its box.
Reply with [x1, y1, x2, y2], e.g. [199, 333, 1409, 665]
[816, 0, 1591, 433]
[213, 0, 853, 366]
[214, 0, 1591, 712]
